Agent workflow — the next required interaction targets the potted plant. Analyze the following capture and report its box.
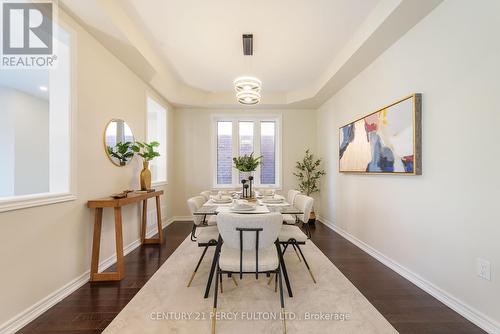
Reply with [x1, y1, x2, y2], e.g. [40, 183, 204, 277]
[233, 152, 262, 178]
[293, 149, 326, 224]
[233, 153, 262, 198]
[132, 141, 160, 190]
[107, 142, 134, 166]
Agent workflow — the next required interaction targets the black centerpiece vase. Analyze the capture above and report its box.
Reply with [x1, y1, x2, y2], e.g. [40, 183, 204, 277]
[248, 175, 254, 198]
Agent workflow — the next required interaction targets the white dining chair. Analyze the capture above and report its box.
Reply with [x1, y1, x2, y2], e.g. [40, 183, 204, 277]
[186, 196, 219, 287]
[200, 190, 211, 202]
[212, 212, 286, 334]
[278, 194, 316, 283]
[283, 189, 301, 225]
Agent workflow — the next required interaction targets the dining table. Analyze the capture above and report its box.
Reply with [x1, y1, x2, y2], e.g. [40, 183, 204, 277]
[193, 198, 303, 299]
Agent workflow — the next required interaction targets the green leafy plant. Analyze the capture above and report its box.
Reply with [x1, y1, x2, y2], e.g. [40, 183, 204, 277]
[107, 142, 134, 166]
[233, 152, 263, 172]
[131, 141, 161, 161]
[293, 149, 326, 196]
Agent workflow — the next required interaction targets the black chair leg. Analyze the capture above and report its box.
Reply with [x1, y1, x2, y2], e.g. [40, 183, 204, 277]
[278, 266, 286, 334]
[187, 245, 209, 287]
[212, 268, 220, 334]
[205, 236, 223, 298]
[219, 269, 223, 293]
[296, 243, 316, 283]
[190, 223, 197, 241]
[274, 269, 278, 293]
[291, 243, 302, 262]
[276, 243, 293, 297]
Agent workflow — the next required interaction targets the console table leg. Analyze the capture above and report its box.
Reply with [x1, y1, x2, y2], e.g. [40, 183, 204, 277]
[155, 195, 163, 242]
[141, 197, 162, 245]
[90, 208, 103, 279]
[141, 199, 148, 244]
[114, 207, 125, 279]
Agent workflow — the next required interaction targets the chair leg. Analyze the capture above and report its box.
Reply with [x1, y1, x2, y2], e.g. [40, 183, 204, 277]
[278, 266, 287, 334]
[291, 243, 302, 262]
[231, 275, 238, 286]
[212, 268, 220, 334]
[274, 270, 278, 293]
[190, 223, 197, 241]
[296, 244, 317, 283]
[277, 243, 293, 298]
[205, 235, 223, 299]
[220, 271, 223, 294]
[187, 245, 209, 287]
[267, 273, 275, 285]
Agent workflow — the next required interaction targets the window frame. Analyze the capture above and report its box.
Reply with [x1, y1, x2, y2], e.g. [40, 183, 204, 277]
[146, 95, 168, 187]
[0, 20, 77, 213]
[211, 114, 282, 189]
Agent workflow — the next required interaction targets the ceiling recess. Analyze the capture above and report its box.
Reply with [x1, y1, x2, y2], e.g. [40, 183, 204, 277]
[242, 34, 253, 56]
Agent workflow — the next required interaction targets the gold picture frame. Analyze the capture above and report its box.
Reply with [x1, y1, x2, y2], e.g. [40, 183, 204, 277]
[339, 94, 422, 175]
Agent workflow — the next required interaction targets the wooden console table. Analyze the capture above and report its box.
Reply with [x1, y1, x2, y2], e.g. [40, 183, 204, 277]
[87, 190, 164, 282]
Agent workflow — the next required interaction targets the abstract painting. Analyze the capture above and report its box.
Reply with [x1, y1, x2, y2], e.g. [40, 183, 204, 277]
[339, 94, 421, 175]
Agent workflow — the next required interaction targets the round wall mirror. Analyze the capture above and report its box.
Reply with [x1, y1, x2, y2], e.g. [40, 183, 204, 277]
[104, 119, 135, 166]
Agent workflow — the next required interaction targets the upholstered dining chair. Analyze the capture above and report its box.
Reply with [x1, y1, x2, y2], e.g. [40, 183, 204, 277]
[211, 212, 287, 334]
[278, 194, 316, 283]
[283, 189, 301, 225]
[200, 190, 211, 202]
[186, 196, 219, 287]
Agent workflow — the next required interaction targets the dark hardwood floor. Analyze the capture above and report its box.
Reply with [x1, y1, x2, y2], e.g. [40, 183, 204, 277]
[17, 221, 485, 334]
[309, 222, 485, 334]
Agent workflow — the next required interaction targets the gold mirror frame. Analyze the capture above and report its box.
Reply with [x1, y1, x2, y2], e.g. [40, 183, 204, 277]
[103, 119, 135, 167]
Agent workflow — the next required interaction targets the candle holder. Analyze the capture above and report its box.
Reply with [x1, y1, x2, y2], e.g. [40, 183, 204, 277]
[248, 175, 254, 199]
[243, 184, 249, 198]
[241, 179, 247, 198]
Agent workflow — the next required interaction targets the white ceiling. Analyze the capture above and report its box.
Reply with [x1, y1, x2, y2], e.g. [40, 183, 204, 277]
[60, 0, 443, 108]
[125, 0, 379, 93]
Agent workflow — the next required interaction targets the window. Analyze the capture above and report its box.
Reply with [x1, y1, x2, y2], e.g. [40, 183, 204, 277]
[239, 122, 254, 155]
[147, 97, 167, 185]
[217, 121, 233, 185]
[260, 121, 276, 184]
[213, 116, 281, 188]
[0, 24, 74, 212]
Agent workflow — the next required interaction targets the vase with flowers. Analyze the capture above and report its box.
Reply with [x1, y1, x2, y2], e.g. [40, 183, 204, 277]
[132, 141, 160, 190]
[233, 152, 262, 198]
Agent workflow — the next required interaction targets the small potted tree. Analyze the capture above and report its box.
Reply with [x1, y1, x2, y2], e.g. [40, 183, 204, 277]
[132, 141, 160, 190]
[107, 142, 134, 166]
[293, 149, 326, 224]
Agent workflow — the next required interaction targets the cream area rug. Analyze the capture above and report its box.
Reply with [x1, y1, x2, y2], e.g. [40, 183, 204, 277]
[103, 235, 398, 334]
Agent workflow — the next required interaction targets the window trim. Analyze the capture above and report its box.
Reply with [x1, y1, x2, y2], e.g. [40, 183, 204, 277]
[0, 20, 77, 213]
[211, 114, 282, 189]
[146, 95, 168, 186]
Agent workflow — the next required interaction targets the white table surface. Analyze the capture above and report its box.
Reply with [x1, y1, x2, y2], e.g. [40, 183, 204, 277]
[215, 205, 271, 214]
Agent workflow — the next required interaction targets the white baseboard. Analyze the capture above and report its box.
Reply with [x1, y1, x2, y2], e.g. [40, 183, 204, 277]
[318, 216, 500, 334]
[0, 216, 175, 334]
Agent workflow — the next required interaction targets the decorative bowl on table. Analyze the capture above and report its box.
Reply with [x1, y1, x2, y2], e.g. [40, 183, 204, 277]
[261, 189, 276, 197]
[261, 195, 284, 204]
[211, 195, 233, 204]
[230, 200, 257, 212]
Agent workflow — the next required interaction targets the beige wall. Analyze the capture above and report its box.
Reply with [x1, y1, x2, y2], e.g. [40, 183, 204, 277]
[173, 108, 317, 216]
[2, 0, 499, 332]
[0, 11, 176, 328]
[317, 0, 500, 328]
